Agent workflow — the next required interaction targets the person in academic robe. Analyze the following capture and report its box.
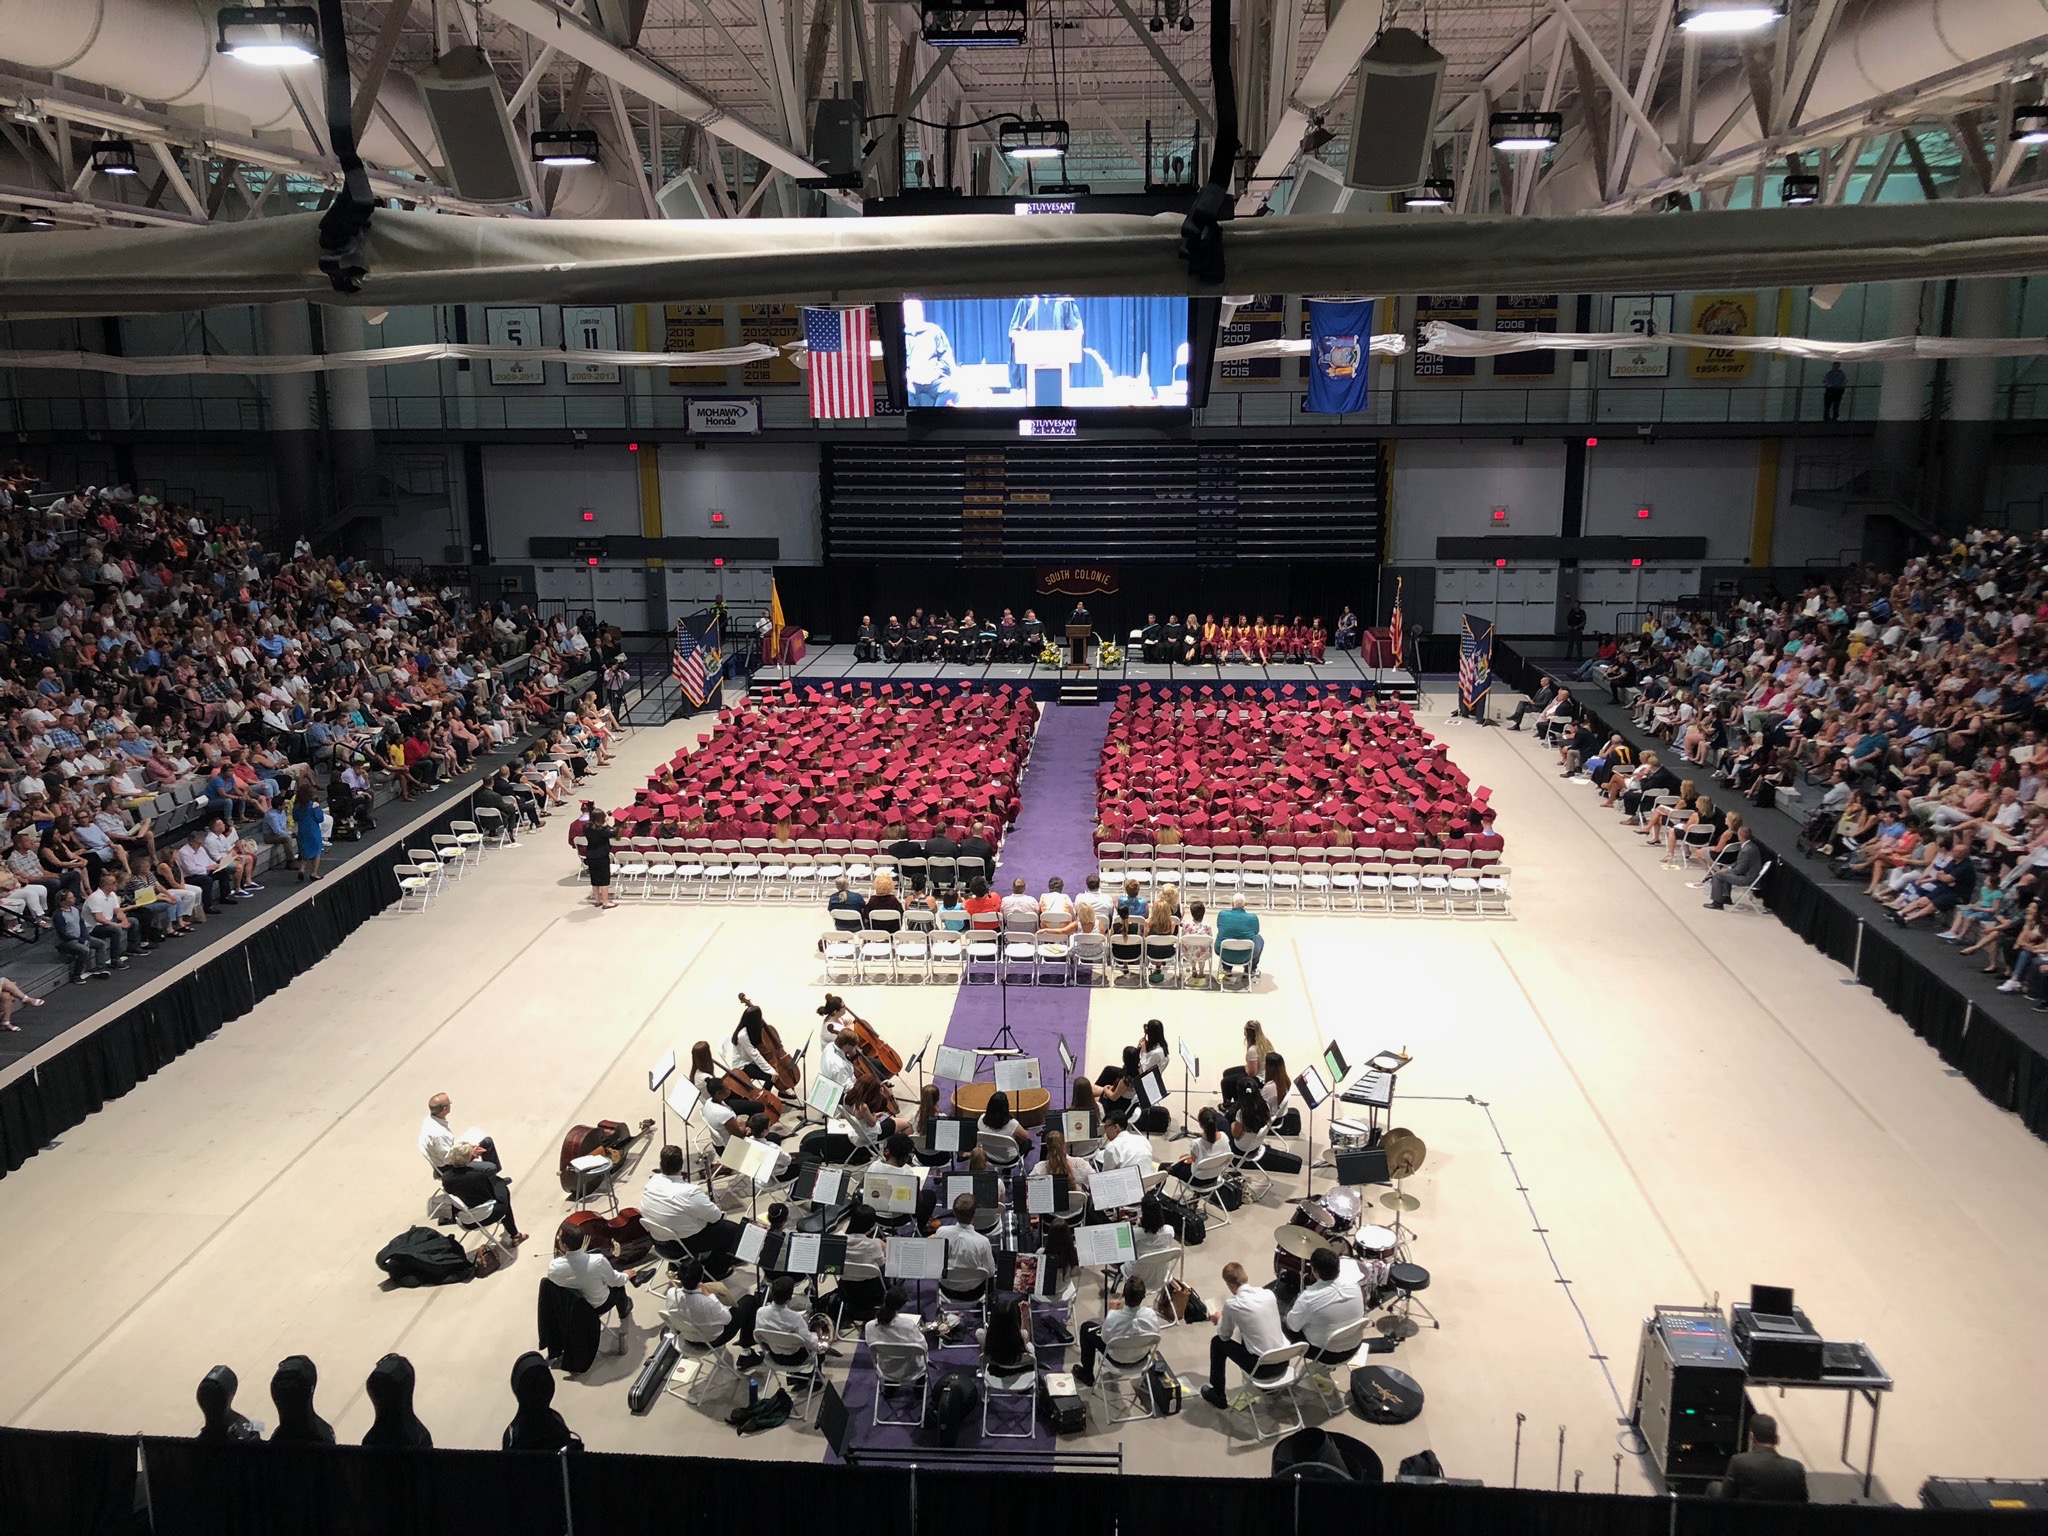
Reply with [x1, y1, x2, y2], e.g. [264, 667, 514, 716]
[1141, 614, 1164, 663]
[905, 612, 928, 661]
[938, 612, 962, 662]
[1163, 615, 1187, 664]
[855, 615, 881, 663]
[881, 617, 906, 661]
[973, 612, 999, 663]
[1307, 617, 1328, 664]
[1200, 614, 1220, 661]
[997, 610, 1022, 660]
[1021, 609, 1045, 650]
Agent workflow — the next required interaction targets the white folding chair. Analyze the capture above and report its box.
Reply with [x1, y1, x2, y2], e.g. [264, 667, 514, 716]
[1305, 1316, 1372, 1414]
[1477, 864, 1513, 915]
[643, 842, 679, 900]
[1232, 1341, 1312, 1440]
[821, 930, 859, 985]
[448, 1194, 508, 1261]
[407, 848, 445, 899]
[1143, 935, 1181, 988]
[1177, 932, 1216, 989]
[1095, 1334, 1163, 1424]
[1416, 862, 1452, 914]
[1729, 859, 1772, 914]
[395, 862, 434, 912]
[982, 1350, 1039, 1438]
[757, 852, 791, 901]
[753, 1323, 826, 1421]
[869, 1338, 931, 1426]
[964, 934, 1001, 986]
[1001, 932, 1037, 985]
[1177, 1142, 1237, 1226]
[473, 805, 512, 849]
[662, 1318, 745, 1406]
[431, 832, 468, 878]
[1387, 861, 1422, 912]
[892, 929, 930, 982]
[858, 927, 896, 984]
[1239, 859, 1273, 908]
[451, 819, 486, 866]
[729, 847, 764, 901]
[1217, 937, 1256, 991]
[1071, 930, 1111, 987]
[1270, 860, 1303, 909]
[1034, 928, 1073, 984]
[928, 931, 967, 985]
[1446, 862, 1483, 914]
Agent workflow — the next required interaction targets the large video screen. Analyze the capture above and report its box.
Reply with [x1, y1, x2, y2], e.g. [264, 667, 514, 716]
[902, 295, 1190, 409]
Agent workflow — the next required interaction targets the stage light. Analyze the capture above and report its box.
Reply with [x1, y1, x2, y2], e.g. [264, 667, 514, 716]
[1676, 1, 1784, 35]
[216, 4, 320, 64]
[18, 206, 56, 229]
[92, 139, 140, 177]
[1000, 119, 1070, 160]
[2011, 105, 2048, 145]
[1404, 177, 1455, 209]
[530, 128, 600, 167]
[1780, 172, 1820, 205]
[1149, 4, 1163, 31]
[1489, 110, 1561, 153]
[1179, 12, 1194, 29]
[921, 0, 1027, 47]
[9, 99, 42, 125]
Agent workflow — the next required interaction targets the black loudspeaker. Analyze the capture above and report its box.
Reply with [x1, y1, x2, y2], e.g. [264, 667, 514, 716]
[812, 99, 863, 178]
[1343, 27, 1446, 192]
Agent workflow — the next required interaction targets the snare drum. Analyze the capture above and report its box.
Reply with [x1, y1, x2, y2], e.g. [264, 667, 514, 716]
[1353, 1223, 1397, 1257]
[1327, 1116, 1373, 1150]
[1273, 1223, 1333, 1279]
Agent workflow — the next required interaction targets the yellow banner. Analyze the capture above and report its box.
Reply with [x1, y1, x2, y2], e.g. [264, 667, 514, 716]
[740, 303, 803, 385]
[663, 303, 727, 384]
[1687, 293, 1759, 381]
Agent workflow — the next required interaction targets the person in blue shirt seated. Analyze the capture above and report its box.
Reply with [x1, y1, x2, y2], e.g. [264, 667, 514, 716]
[1214, 895, 1263, 978]
[256, 795, 298, 874]
[826, 876, 867, 932]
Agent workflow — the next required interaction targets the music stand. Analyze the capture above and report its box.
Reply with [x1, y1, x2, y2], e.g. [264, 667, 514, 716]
[982, 957, 1023, 1055]
[649, 1048, 677, 1144]
[1169, 1038, 1201, 1141]
[1293, 1066, 1330, 1200]
[904, 1033, 932, 1100]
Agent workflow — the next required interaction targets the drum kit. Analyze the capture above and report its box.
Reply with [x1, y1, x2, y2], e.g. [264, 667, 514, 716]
[1274, 1126, 1430, 1287]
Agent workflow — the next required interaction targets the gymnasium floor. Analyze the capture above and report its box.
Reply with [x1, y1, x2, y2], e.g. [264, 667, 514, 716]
[1, 688, 2044, 1500]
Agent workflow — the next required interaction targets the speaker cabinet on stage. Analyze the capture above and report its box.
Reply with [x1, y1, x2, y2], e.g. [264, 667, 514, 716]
[1631, 1306, 1748, 1487]
[1344, 27, 1447, 193]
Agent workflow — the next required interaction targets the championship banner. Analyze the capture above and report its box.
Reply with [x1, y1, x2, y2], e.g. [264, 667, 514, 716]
[1219, 294, 1285, 382]
[1687, 293, 1759, 381]
[1412, 294, 1478, 377]
[1491, 294, 1559, 379]
[1305, 299, 1374, 415]
[1458, 613, 1494, 720]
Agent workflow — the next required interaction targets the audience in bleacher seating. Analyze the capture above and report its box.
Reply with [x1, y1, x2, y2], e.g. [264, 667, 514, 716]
[1096, 684, 1501, 852]
[608, 682, 1032, 842]
[0, 464, 586, 990]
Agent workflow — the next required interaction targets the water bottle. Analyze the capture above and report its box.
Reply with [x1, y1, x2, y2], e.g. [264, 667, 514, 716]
[748, 1376, 759, 1409]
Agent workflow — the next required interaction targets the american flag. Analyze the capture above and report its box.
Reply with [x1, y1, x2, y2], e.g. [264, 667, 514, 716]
[1386, 576, 1405, 669]
[672, 614, 719, 709]
[1458, 613, 1493, 717]
[803, 306, 874, 420]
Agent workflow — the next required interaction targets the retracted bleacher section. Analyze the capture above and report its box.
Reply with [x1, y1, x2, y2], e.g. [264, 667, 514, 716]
[822, 442, 1381, 565]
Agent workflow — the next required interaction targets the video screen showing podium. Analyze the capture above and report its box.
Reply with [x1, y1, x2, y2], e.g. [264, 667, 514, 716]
[904, 294, 1190, 409]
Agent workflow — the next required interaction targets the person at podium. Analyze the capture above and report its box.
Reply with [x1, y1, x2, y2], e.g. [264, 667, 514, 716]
[1009, 294, 1084, 398]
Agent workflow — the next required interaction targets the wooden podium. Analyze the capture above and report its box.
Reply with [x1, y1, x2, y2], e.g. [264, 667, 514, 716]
[1011, 327, 1084, 406]
[1065, 623, 1092, 669]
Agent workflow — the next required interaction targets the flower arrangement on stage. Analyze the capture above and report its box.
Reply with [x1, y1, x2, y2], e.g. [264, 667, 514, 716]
[1037, 641, 1064, 668]
[1097, 639, 1124, 667]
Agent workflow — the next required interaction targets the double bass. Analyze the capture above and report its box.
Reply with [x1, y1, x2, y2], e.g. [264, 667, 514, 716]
[827, 1001, 900, 1115]
[559, 1210, 654, 1268]
[557, 1118, 655, 1200]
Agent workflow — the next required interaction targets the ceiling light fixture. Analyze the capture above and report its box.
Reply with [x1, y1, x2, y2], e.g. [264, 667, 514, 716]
[1405, 176, 1455, 208]
[19, 206, 58, 229]
[999, 118, 1070, 160]
[1675, 0, 1785, 35]
[9, 99, 41, 125]
[92, 139, 140, 177]
[920, 0, 1027, 48]
[2011, 104, 2048, 145]
[529, 128, 601, 167]
[215, 4, 321, 65]
[1780, 171, 1820, 205]
[1489, 110, 1561, 152]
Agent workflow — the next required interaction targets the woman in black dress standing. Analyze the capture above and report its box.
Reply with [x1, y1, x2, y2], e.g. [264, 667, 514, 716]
[582, 805, 616, 910]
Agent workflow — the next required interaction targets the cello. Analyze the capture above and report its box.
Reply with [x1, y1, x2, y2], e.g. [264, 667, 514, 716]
[557, 1117, 655, 1200]
[559, 1210, 654, 1268]
[736, 993, 799, 1093]
[823, 1000, 901, 1115]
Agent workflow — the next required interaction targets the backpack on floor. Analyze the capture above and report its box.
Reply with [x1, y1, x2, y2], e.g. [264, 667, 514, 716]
[1217, 1174, 1246, 1211]
[932, 1373, 980, 1447]
[376, 1226, 473, 1287]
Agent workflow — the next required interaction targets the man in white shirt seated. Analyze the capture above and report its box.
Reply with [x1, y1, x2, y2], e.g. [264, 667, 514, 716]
[1074, 1274, 1162, 1387]
[658, 1256, 765, 1365]
[639, 1144, 742, 1263]
[1283, 1246, 1366, 1365]
[999, 877, 1040, 928]
[418, 1091, 502, 1182]
[1202, 1260, 1290, 1409]
[755, 1274, 830, 1368]
[545, 1223, 632, 1324]
[939, 1194, 996, 1300]
[1091, 1109, 1156, 1176]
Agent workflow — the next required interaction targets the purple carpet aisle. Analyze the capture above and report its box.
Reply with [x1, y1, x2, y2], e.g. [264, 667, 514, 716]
[826, 706, 1110, 1464]
[940, 704, 1110, 1071]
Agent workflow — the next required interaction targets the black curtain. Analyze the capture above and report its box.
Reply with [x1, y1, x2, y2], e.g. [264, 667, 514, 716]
[0, 789, 483, 1180]
[0, 1427, 141, 1536]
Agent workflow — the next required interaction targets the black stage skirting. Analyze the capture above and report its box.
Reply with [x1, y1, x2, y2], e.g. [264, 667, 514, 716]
[0, 789, 483, 1180]
[0, 1426, 1970, 1536]
[1495, 644, 2048, 1143]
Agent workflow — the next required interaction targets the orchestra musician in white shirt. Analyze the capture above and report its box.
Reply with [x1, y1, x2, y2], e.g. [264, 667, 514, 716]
[1201, 1260, 1290, 1409]
[639, 1144, 744, 1263]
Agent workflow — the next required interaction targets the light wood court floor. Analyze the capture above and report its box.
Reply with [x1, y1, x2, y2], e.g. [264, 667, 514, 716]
[0, 690, 2043, 1499]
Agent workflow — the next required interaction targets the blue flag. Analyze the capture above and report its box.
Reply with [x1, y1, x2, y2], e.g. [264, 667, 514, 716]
[1305, 298, 1374, 415]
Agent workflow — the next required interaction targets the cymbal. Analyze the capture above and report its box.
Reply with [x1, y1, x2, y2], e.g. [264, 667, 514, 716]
[1383, 1130, 1427, 1181]
[1274, 1224, 1334, 1257]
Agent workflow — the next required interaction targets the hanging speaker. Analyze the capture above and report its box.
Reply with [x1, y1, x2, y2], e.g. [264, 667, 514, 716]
[811, 99, 863, 178]
[416, 46, 533, 205]
[1343, 27, 1446, 193]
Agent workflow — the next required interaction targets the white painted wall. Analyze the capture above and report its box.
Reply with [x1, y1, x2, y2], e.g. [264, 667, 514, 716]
[1583, 439, 1758, 560]
[657, 442, 821, 563]
[481, 444, 642, 556]
[1389, 438, 1568, 561]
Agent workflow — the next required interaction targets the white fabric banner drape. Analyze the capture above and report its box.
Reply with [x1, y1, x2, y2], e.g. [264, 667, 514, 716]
[1420, 321, 2048, 362]
[0, 341, 777, 375]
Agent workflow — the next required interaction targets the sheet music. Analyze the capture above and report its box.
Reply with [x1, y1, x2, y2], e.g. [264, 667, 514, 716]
[666, 1080, 701, 1124]
[1057, 1036, 1075, 1078]
[931, 1118, 967, 1153]
[807, 1075, 845, 1117]
[1178, 1037, 1198, 1078]
[863, 1168, 920, 1215]
[809, 1167, 846, 1205]
[1075, 1221, 1135, 1267]
[885, 1235, 946, 1280]
[649, 1048, 677, 1094]
[783, 1232, 823, 1274]
[994, 1057, 1041, 1094]
[1322, 1041, 1348, 1084]
[1295, 1065, 1330, 1110]
[1062, 1110, 1093, 1145]
[1026, 1175, 1061, 1215]
[1091, 1165, 1143, 1209]
[734, 1221, 768, 1265]
[934, 1045, 977, 1082]
[720, 1135, 779, 1185]
[1137, 1070, 1168, 1106]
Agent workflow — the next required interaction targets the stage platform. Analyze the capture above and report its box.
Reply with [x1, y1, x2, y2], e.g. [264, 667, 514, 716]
[753, 643, 1419, 702]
